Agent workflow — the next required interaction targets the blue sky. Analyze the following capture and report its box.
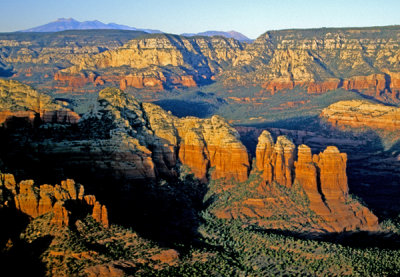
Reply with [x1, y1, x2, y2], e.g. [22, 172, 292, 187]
[1, 0, 399, 38]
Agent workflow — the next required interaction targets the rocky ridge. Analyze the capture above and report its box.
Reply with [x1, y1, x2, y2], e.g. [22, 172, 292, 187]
[0, 173, 108, 227]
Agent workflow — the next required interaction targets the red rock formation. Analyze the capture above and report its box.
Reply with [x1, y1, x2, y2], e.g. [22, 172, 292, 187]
[55, 72, 198, 92]
[388, 71, 400, 99]
[255, 131, 295, 187]
[169, 75, 197, 87]
[0, 174, 109, 227]
[14, 180, 40, 217]
[176, 125, 250, 182]
[255, 130, 274, 183]
[143, 102, 250, 182]
[92, 201, 109, 227]
[260, 73, 399, 101]
[119, 75, 164, 90]
[150, 249, 180, 266]
[261, 78, 295, 95]
[316, 146, 348, 200]
[51, 201, 70, 226]
[294, 145, 331, 215]
[273, 136, 296, 187]
[252, 130, 378, 232]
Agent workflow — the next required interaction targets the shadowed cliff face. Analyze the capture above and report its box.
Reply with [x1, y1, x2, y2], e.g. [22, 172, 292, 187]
[23, 87, 250, 183]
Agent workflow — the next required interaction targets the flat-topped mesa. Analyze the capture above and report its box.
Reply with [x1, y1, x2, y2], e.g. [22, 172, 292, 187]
[0, 173, 109, 227]
[0, 79, 80, 125]
[321, 100, 400, 131]
[255, 132, 295, 187]
[255, 130, 378, 232]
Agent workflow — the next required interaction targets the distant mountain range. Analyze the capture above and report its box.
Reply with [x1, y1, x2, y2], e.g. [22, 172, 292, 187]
[19, 18, 163, 33]
[181, 30, 252, 42]
[18, 18, 252, 41]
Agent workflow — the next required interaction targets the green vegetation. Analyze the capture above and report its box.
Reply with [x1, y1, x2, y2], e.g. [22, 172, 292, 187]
[6, 209, 398, 276]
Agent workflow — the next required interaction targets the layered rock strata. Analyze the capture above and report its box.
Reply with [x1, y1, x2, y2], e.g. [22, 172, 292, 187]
[0, 173, 108, 227]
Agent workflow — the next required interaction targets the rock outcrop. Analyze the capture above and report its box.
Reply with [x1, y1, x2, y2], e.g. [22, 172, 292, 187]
[321, 100, 400, 131]
[255, 131, 295, 186]
[295, 145, 378, 231]
[0, 173, 108, 227]
[0, 79, 80, 125]
[249, 131, 378, 232]
[143, 103, 250, 182]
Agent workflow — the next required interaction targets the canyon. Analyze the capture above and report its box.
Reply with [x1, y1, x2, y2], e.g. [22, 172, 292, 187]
[1, 25, 400, 275]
